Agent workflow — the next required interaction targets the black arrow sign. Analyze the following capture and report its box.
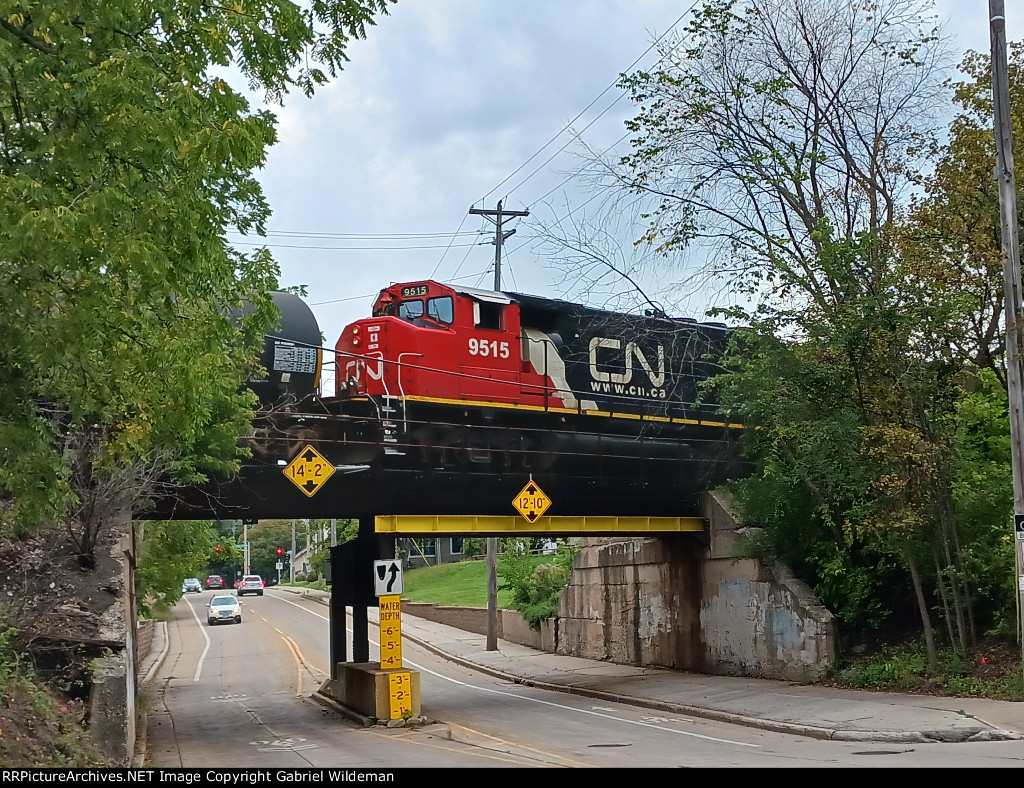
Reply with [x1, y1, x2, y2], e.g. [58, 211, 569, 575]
[303, 480, 317, 492]
[376, 562, 400, 592]
[525, 483, 538, 495]
[302, 449, 317, 463]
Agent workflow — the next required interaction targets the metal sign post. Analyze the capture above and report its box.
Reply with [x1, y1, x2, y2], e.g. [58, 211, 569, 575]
[374, 559, 412, 719]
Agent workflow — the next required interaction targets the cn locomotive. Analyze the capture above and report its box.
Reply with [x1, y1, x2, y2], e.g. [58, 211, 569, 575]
[150, 280, 748, 520]
[326, 279, 744, 486]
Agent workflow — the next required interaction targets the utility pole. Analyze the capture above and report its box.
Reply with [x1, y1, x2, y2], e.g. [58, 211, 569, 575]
[290, 519, 296, 584]
[990, 0, 1024, 677]
[469, 200, 529, 292]
[469, 200, 529, 651]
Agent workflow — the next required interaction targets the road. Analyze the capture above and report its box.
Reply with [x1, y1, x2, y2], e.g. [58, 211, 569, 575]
[144, 589, 1024, 768]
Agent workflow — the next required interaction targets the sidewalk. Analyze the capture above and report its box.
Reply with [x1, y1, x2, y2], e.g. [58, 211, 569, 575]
[140, 588, 1024, 746]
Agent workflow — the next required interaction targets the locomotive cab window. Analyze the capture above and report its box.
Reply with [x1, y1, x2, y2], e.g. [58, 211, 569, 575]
[397, 300, 424, 321]
[473, 300, 503, 330]
[426, 296, 453, 324]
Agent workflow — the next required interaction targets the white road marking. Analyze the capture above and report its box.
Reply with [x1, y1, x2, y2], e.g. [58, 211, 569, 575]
[265, 592, 760, 748]
[182, 596, 211, 682]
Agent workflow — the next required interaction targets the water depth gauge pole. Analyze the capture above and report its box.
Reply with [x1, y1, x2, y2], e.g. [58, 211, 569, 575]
[990, 0, 1024, 676]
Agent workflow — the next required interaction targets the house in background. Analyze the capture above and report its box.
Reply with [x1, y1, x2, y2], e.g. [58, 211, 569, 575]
[399, 536, 470, 569]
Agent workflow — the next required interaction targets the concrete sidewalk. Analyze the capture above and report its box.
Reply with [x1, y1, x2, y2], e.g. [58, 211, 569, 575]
[137, 587, 1024, 748]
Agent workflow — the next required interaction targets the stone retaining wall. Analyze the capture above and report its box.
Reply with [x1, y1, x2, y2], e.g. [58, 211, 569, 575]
[555, 492, 836, 681]
[401, 602, 555, 652]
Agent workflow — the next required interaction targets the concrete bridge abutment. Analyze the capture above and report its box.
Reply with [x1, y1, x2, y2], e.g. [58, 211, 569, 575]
[554, 491, 837, 681]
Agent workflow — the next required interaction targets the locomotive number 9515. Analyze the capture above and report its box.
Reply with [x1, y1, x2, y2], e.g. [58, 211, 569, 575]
[468, 338, 510, 358]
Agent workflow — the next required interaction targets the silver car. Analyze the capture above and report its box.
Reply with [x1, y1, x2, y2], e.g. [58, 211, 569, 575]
[237, 575, 264, 597]
[207, 594, 242, 625]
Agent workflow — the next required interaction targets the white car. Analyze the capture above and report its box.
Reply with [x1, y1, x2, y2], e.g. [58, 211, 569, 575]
[237, 575, 265, 597]
[207, 594, 242, 625]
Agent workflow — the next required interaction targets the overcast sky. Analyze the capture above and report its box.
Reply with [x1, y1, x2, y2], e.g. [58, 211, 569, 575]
[234, 0, 1014, 365]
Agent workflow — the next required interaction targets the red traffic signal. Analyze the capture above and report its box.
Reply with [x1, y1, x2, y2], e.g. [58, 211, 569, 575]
[276, 547, 284, 556]
[214, 545, 221, 553]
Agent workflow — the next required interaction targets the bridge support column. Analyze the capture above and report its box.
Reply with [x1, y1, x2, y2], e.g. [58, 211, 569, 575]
[322, 518, 412, 721]
[327, 516, 395, 675]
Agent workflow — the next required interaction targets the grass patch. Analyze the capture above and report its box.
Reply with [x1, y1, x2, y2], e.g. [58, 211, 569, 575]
[401, 557, 554, 609]
[277, 555, 557, 611]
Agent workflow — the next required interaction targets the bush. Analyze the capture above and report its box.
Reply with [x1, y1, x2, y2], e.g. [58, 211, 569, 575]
[459, 538, 485, 559]
[498, 539, 579, 630]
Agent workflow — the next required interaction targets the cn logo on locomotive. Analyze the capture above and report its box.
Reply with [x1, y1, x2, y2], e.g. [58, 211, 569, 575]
[588, 337, 666, 387]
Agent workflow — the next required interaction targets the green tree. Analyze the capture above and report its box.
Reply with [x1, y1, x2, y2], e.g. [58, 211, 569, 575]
[610, 0, 948, 305]
[247, 519, 295, 580]
[134, 519, 217, 616]
[710, 228, 1005, 664]
[591, 0, 1018, 667]
[0, 1, 393, 566]
[307, 519, 357, 579]
[498, 538, 579, 630]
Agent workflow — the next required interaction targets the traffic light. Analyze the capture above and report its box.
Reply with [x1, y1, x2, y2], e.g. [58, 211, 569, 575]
[276, 547, 284, 556]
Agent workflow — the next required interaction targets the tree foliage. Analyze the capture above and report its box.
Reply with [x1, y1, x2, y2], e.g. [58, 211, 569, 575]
[0, 1, 393, 559]
[598, 0, 1014, 663]
[615, 0, 948, 306]
[498, 538, 579, 630]
[134, 519, 217, 616]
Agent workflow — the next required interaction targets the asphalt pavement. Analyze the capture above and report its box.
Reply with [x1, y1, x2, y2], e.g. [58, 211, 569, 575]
[139, 586, 1024, 754]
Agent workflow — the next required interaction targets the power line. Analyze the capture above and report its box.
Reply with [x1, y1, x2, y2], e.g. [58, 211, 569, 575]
[229, 229, 483, 239]
[430, 214, 471, 279]
[229, 240, 485, 251]
[478, 2, 698, 207]
[307, 270, 492, 306]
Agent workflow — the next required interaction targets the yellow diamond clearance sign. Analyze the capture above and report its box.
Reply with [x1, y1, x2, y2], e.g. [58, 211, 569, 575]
[284, 445, 335, 497]
[513, 480, 551, 523]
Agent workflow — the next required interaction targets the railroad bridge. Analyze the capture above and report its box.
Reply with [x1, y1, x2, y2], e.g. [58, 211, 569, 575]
[143, 416, 835, 681]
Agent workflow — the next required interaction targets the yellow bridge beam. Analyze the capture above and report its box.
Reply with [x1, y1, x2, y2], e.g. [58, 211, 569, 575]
[374, 515, 705, 535]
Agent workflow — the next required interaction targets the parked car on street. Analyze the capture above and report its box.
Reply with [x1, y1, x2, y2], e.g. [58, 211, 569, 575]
[181, 578, 202, 594]
[205, 575, 225, 590]
[206, 594, 242, 625]
[237, 575, 264, 597]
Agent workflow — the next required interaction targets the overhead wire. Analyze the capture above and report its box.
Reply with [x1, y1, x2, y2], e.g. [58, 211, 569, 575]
[229, 239, 485, 251]
[451, 3, 698, 293]
[229, 229, 483, 239]
[267, 6, 699, 304]
[478, 2, 698, 209]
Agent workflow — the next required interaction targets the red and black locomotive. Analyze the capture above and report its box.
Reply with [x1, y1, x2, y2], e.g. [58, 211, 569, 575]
[325, 279, 743, 484]
[158, 280, 747, 520]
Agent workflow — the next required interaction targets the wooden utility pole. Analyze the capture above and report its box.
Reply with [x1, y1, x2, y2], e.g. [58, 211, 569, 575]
[468, 200, 529, 651]
[469, 200, 530, 295]
[990, 0, 1024, 673]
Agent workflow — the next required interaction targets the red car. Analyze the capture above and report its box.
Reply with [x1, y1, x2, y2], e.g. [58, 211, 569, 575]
[205, 575, 225, 590]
